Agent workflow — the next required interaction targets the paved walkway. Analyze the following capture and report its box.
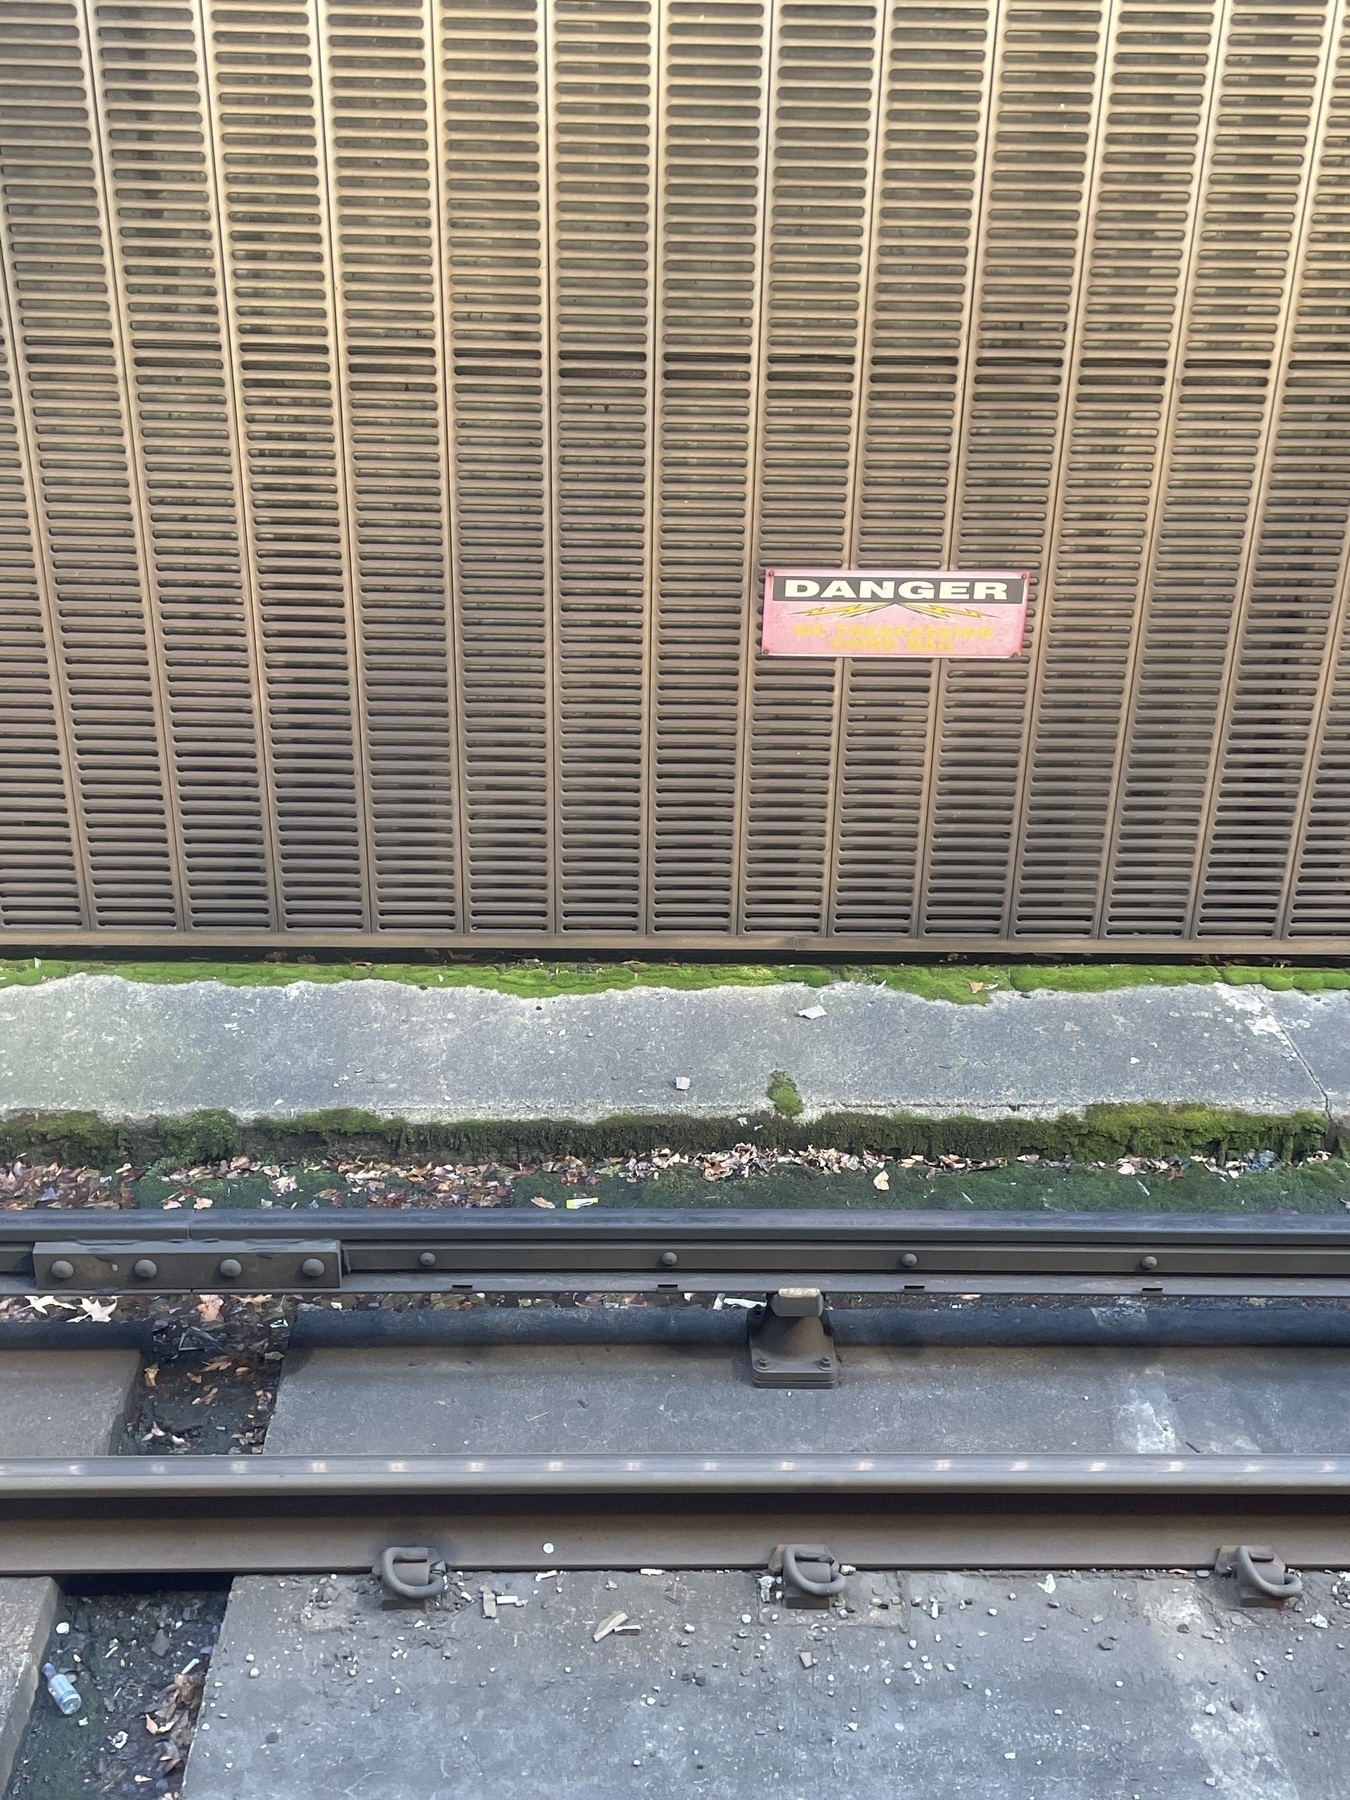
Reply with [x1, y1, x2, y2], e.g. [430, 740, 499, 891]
[1, 974, 1347, 1124]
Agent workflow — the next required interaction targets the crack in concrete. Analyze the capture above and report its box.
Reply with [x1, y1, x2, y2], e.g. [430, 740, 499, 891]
[1242, 992, 1332, 1136]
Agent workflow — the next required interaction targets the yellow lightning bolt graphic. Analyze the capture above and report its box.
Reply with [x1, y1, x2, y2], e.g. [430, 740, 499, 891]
[796, 601, 985, 621]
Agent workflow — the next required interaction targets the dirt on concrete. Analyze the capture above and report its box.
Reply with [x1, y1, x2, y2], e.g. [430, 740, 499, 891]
[4, 1588, 227, 1800]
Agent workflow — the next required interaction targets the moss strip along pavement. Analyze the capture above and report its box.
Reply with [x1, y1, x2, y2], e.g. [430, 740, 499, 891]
[0, 1102, 1335, 1177]
[3, 966, 1350, 1212]
[5, 954, 1350, 1003]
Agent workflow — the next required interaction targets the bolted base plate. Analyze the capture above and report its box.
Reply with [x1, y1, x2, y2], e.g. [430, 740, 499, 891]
[748, 1308, 840, 1389]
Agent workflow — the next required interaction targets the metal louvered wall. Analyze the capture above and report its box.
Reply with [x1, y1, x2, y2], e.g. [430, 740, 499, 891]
[3, 0, 1350, 952]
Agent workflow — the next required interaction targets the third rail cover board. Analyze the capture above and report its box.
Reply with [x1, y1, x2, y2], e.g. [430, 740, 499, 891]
[761, 569, 1029, 658]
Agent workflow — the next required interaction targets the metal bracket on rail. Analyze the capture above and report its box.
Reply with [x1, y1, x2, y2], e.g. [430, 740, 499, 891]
[374, 1545, 446, 1602]
[1214, 1543, 1304, 1607]
[769, 1543, 847, 1609]
[748, 1288, 839, 1389]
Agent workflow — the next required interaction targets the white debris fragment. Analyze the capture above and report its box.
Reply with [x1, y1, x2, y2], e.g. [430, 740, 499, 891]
[800, 1652, 815, 1668]
[481, 1589, 497, 1619]
[1039, 1574, 1056, 1594]
[674, 1077, 691, 1092]
[593, 1612, 628, 1643]
[872, 1170, 890, 1191]
[797, 1005, 826, 1020]
[1309, 1614, 1330, 1629]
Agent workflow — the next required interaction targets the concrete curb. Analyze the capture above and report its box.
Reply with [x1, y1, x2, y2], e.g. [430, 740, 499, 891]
[0, 972, 1344, 1129]
[0, 1351, 142, 1787]
[0, 1579, 56, 1795]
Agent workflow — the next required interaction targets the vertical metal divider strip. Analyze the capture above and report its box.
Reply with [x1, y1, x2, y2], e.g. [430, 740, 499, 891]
[1094, 0, 1232, 936]
[1279, 517, 1350, 938]
[193, 0, 285, 930]
[311, 0, 378, 931]
[728, 0, 780, 937]
[638, 0, 666, 937]
[910, 0, 1005, 935]
[0, 186, 94, 928]
[427, 0, 472, 936]
[542, 0, 561, 936]
[1185, 0, 1347, 939]
[1002, 0, 1120, 938]
[77, 0, 191, 929]
[1277, 17, 1350, 945]
[823, 0, 890, 935]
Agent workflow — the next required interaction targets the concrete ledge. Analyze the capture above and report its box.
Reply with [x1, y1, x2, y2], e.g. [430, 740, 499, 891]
[0, 1350, 141, 1783]
[0, 973, 1338, 1131]
[0, 1579, 56, 1793]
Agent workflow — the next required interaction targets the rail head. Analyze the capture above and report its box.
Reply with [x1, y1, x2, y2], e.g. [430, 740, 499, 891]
[5, 1451, 1350, 1498]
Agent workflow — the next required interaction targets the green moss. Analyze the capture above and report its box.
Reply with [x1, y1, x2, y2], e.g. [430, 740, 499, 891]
[1003, 964, 1221, 995]
[0, 1099, 1334, 1170]
[158, 1109, 240, 1166]
[6, 952, 1350, 1004]
[863, 1104, 1329, 1165]
[0, 1111, 129, 1167]
[848, 964, 1008, 1002]
[766, 1070, 804, 1119]
[1222, 966, 1350, 994]
[0, 956, 840, 1001]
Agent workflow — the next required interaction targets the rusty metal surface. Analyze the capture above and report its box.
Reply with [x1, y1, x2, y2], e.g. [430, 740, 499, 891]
[10, 1206, 1350, 1295]
[11, 1505, 1350, 1576]
[4, 0, 1350, 950]
[5, 1457, 1350, 1574]
[13, 1209, 1350, 1296]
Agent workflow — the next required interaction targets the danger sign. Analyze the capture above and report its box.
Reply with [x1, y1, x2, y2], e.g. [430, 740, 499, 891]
[761, 568, 1029, 659]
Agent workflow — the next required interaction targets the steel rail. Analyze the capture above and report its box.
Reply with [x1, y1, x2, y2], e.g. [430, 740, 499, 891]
[5, 1208, 1350, 1298]
[5, 1453, 1350, 1575]
[5, 1452, 1350, 1497]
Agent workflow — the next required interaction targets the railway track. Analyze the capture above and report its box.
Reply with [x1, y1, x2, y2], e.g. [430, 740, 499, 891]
[7, 1207, 1350, 1298]
[7, 1204, 1350, 1796]
[5, 1208, 1350, 1579]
